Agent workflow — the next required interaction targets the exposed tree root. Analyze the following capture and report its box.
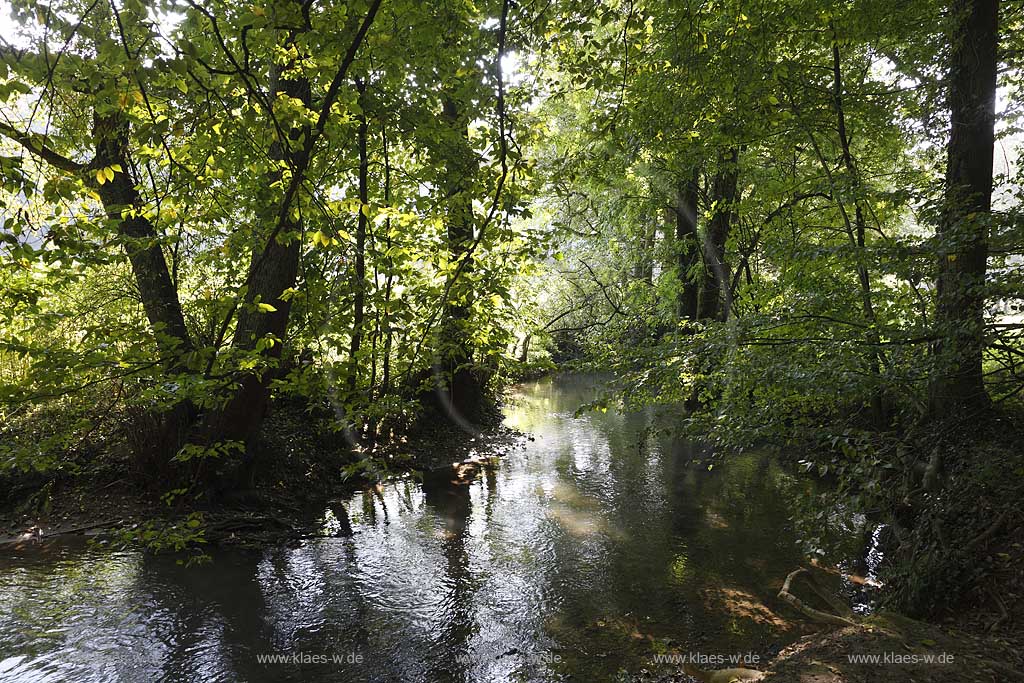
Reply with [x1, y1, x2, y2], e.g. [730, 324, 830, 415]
[777, 567, 860, 628]
[682, 663, 765, 682]
[803, 568, 856, 618]
[0, 520, 118, 545]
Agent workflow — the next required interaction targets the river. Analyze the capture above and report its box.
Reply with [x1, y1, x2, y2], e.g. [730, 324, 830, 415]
[0, 373, 865, 682]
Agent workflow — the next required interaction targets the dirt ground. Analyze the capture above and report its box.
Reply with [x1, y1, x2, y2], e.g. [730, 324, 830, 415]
[756, 611, 1024, 683]
[645, 608, 1024, 683]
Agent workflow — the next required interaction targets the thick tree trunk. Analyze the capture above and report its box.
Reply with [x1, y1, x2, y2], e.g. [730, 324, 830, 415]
[93, 112, 197, 477]
[698, 148, 739, 321]
[931, 0, 999, 418]
[674, 168, 701, 322]
[206, 19, 311, 449]
[92, 112, 194, 364]
[206, 0, 381, 453]
[347, 78, 370, 396]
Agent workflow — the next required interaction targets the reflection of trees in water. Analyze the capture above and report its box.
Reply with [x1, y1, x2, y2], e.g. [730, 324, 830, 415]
[328, 500, 354, 537]
[667, 437, 710, 539]
[136, 551, 270, 681]
[356, 485, 389, 526]
[769, 463, 866, 569]
[654, 439, 820, 650]
[482, 464, 498, 523]
[510, 376, 862, 661]
[422, 467, 476, 683]
[318, 499, 374, 673]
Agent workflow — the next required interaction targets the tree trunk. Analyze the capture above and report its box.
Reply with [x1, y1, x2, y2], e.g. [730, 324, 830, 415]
[674, 168, 701, 322]
[205, 16, 312, 449]
[380, 125, 394, 397]
[698, 148, 739, 322]
[931, 0, 999, 418]
[93, 112, 197, 476]
[632, 213, 656, 284]
[347, 77, 369, 396]
[830, 29, 886, 426]
[518, 333, 532, 363]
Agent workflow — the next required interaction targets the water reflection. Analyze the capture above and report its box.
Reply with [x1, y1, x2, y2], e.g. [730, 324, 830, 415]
[0, 373, 861, 682]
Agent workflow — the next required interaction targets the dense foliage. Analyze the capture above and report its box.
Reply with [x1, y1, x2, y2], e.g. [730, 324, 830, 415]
[525, 0, 1022, 430]
[0, 0, 545, 483]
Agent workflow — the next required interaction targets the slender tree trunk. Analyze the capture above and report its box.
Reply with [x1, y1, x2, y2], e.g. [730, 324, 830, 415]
[931, 0, 999, 417]
[632, 213, 656, 284]
[674, 168, 701, 322]
[831, 29, 886, 426]
[380, 126, 394, 397]
[698, 148, 739, 321]
[347, 77, 369, 396]
[437, 94, 481, 420]
[92, 112, 194, 365]
[518, 333, 532, 363]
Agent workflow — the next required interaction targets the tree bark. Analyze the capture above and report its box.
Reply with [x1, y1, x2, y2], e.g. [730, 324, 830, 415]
[92, 113, 195, 365]
[205, 12, 312, 449]
[931, 0, 999, 417]
[698, 148, 739, 322]
[674, 168, 701, 322]
[632, 213, 656, 285]
[518, 333, 532, 363]
[204, 0, 382, 456]
[380, 125, 394, 397]
[92, 112, 198, 477]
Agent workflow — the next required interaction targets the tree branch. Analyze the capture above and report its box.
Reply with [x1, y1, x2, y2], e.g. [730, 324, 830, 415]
[0, 121, 85, 173]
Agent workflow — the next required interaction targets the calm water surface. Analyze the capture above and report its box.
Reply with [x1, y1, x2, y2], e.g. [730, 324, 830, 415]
[0, 373, 862, 682]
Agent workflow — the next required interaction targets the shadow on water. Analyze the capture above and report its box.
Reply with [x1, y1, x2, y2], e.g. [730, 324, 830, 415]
[0, 372, 864, 682]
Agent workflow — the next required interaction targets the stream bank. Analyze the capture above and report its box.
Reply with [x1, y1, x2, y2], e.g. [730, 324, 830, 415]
[0, 399, 517, 550]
